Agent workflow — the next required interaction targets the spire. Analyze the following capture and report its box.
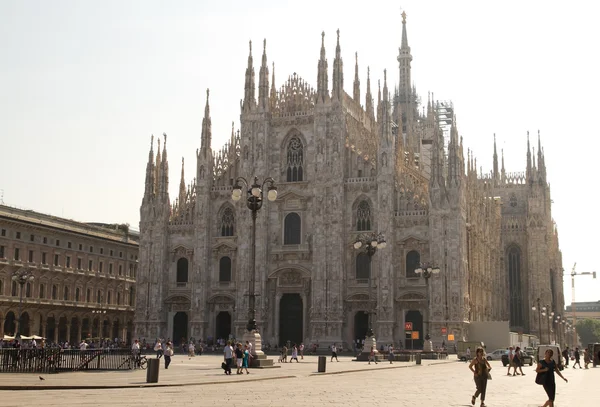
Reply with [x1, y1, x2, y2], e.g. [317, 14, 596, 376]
[332, 29, 344, 101]
[243, 40, 256, 112]
[526, 131, 532, 181]
[353, 52, 360, 102]
[155, 136, 161, 194]
[144, 135, 155, 199]
[365, 66, 374, 119]
[397, 10, 413, 106]
[316, 31, 329, 104]
[160, 133, 169, 196]
[401, 11, 409, 49]
[537, 130, 546, 181]
[493, 133, 499, 182]
[376, 79, 382, 123]
[258, 39, 270, 111]
[269, 62, 277, 110]
[501, 148, 506, 183]
[178, 157, 186, 210]
[201, 89, 212, 158]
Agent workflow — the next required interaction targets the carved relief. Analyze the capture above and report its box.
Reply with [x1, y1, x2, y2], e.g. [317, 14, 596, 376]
[279, 270, 303, 286]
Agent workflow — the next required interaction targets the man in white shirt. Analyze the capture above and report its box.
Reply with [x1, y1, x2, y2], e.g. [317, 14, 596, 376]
[79, 340, 89, 351]
[223, 341, 233, 375]
[131, 339, 141, 368]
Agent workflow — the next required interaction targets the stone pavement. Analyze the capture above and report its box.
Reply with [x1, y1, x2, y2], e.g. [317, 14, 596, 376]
[2, 356, 599, 407]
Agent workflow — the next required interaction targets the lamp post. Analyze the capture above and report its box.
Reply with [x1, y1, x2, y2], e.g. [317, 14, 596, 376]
[547, 311, 554, 344]
[531, 298, 545, 344]
[11, 269, 34, 338]
[415, 262, 440, 351]
[232, 176, 277, 362]
[353, 233, 386, 337]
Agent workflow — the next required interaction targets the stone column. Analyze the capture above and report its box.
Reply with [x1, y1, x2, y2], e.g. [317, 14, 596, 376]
[301, 292, 308, 341]
[274, 293, 282, 345]
[66, 324, 71, 344]
[0, 319, 4, 335]
[42, 320, 47, 339]
[53, 326, 58, 343]
[77, 322, 82, 343]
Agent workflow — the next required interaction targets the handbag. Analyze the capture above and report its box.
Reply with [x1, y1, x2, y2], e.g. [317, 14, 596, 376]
[487, 372, 492, 380]
[535, 360, 546, 385]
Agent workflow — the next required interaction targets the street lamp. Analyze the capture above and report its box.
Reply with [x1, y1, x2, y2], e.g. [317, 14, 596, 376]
[531, 298, 545, 344]
[353, 232, 386, 339]
[232, 176, 277, 357]
[11, 269, 34, 338]
[415, 262, 440, 349]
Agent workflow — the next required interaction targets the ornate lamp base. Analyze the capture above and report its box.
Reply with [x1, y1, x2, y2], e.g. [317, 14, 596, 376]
[242, 330, 274, 368]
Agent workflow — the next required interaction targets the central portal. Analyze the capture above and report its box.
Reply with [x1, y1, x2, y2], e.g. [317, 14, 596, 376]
[354, 311, 369, 342]
[216, 311, 232, 341]
[279, 293, 303, 346]
[173, 312, 188, 345]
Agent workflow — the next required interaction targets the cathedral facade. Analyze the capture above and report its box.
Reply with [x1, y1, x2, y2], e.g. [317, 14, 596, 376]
[135, 14, 564, 348]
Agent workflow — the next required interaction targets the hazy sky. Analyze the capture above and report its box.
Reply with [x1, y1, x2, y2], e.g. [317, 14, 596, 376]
[1, 0, 598, 305]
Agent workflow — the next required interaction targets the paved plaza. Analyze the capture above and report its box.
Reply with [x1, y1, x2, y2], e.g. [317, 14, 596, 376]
[1, 355, 598, 406]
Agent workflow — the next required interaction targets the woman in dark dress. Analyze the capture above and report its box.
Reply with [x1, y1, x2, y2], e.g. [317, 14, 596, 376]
[536, 349, 568, 407]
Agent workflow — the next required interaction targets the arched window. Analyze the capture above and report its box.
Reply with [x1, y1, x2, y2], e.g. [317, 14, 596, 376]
[63, 286, 69, 301]
[507, 246, 523, 328]
[25, 282, 32, 297]
[52, 285, 57, 300]
[39, 284, 45, 299]
[405, 250, 421, 278]
[220, 207, 235, 237]
[284, 213, 301, 245]
[86, 288, 91, 302]
[219, 256, 232, 282]
[286, 137, 304, 182]
[11, 281, 17, 296]
[356, 253, 371, 280]
[176, 257, 189, 285]
[75, 287, 80, 302]
[356, 200, 371, 231]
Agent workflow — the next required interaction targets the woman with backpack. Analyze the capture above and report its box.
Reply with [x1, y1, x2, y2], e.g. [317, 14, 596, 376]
[536, 348, 568, 407]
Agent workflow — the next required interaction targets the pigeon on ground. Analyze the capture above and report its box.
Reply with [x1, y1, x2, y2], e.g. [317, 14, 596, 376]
[39, 376, 45, 381]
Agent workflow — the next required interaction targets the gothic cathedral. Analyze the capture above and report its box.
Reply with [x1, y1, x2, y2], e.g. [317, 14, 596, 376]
[135, 14, 564, 348]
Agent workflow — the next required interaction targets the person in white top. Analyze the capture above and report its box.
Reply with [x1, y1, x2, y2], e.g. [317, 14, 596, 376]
[79, 340, 89, 351]
[331, 344, 339, 362]
[131, 339, 141, 368]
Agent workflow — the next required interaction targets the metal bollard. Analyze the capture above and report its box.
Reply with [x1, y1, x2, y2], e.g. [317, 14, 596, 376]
[416, 353, 422, 365]
[146, 358, 160, 383]
[318, 356, 326, 372]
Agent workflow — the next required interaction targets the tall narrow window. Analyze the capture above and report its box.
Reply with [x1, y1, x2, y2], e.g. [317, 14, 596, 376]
[11, 281, 17, 296]
[86, 288, 91, 302]
[25, 282, 31, 297]
[507, 246, 523, 328]
[405, 250, 421, 278]
[220, 207, 235, 237]
[75, 287, 80, 302]
[107, 291, 111, 305]
[64, 286, 69, 301]
[39, 284, 45, 299]
[355, 253, 371, 280]
[52, 285, 57, 300]
[97, 290, 101, 304]
[284, 213, 301, 245]
[219, 256, 232, 282]
[176, 257, 189, 285]
[286, 137, 304, 182]
[356, 200, 371, 231]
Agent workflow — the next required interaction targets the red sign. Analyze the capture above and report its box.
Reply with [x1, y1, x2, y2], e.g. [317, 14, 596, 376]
[404, 322, 413, 331]
[441, 327, 447, 335]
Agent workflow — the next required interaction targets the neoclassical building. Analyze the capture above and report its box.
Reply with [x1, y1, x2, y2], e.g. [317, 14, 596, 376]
[136, 14, 564, 347]
[0, 205, 138, 343]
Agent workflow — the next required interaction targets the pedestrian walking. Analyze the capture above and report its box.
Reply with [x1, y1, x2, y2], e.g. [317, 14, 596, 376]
[290, 345, 299, 362]
[368, 346, 378, 365]
[536, 348, 568, 407]
[299, 343, 305, 360]
[469, 347, 491, 407]
[572, 347, 582, 369]
[164, 341, 173, 369]
[242, 344, 250, 374]
[388, 344, 394, 364]
[188, 342, 195, 357]
[584, 348, 590, 369]
[235, 343, 244, 374]
[506, 346, 516, 375]
[154, 339, 163, 358]
[223, 341, 233, 375]
[513, 347, 525, 376]
[466, 347, 471, 362]
[562, 347, 569, 367]
[331, 343, 339, 362]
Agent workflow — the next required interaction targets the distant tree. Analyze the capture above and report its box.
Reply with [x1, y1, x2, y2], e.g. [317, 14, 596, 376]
[575, 319, 600, 345]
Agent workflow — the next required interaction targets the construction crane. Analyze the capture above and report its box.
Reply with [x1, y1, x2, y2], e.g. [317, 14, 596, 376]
[570, 263, 597, 346]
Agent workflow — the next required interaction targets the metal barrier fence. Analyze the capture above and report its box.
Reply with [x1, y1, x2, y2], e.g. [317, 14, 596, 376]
[0, 348, 136, 373]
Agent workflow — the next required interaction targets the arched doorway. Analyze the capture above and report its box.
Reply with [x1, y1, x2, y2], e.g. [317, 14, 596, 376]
[46, 317, 56, 342]
[354, 311, 369, 342]
[279, 293, 303, 346]
[4, 312, 16, 335]
[58, 317, 68, 342]
[102, 319, 110, 338]
[216, 311, 232, 340]
[82, 318, 90, 339]
[405, 310, 423, 349]
[173, 312, 188, 345]
[70, 317, 80, 344]
[20, 312, 31, 336]
[112, 320, 120, 340]
[92, 318, 99, 338]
